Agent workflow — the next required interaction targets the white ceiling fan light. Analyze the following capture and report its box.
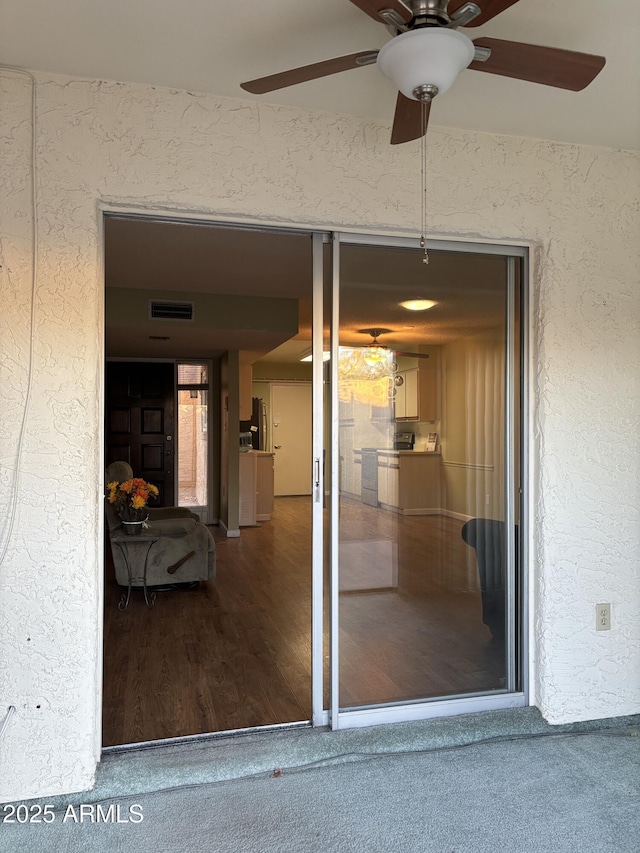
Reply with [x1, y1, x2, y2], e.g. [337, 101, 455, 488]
[363, 346, 390, 366]
[400, 299, 437, 311]
[376, 28, 475, 102]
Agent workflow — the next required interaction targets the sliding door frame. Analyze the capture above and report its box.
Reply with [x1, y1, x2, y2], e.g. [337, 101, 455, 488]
[311, 232, 326, 725]
[100, 204, 531, 741]
[327, 231, 530, 730]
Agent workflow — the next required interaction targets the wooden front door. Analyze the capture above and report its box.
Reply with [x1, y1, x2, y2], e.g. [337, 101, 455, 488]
[105, 362, 175, 507]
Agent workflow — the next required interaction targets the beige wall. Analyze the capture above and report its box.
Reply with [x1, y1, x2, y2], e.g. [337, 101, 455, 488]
[0, 68, 638, 801]
[252, 362, 312, 382]
[220, 351, 240, 534]
[105, 288, 299, 359]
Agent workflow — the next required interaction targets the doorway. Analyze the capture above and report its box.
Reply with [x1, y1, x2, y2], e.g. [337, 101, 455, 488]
[102, 212, 528, 746]
[102, 216, 317, 745]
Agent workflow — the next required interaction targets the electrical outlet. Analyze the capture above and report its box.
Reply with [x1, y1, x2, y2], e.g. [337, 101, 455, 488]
[596, 603, 611, 631]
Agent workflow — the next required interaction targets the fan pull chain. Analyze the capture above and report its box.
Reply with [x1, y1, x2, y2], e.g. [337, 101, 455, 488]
[419, 99, 429, 266]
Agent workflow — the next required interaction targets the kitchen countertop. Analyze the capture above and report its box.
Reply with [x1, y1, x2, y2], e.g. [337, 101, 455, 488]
[353, 448, 441, 457]
[378, 450, 441, 457]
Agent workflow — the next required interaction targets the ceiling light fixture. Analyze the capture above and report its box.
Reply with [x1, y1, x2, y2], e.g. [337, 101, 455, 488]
[337, 329, 396, 404]
[400, 299, 437, 311]
[376, 28, 474, 102]
[363, 346, 389, 367]
[338, 346, 396, 407]
[378, 27, 474, 266]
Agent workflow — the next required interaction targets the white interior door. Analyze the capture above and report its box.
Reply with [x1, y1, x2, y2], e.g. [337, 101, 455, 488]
[271, 383, 313, 495]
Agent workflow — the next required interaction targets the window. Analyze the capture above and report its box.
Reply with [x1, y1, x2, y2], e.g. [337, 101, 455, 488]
[177, 363, 209, 510]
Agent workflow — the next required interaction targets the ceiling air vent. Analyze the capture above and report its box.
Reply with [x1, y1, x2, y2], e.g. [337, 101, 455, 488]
[149, 300, 194, 321]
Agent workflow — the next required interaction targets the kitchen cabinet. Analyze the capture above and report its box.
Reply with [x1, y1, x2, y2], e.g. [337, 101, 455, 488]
[377, 451, 440, 512]
[239, 451, 275, 526]
[239, 452, 257, 526]
[377, 453, 399, 508]
[394, 356, 439, 422]
[255, 452, 275, 521]
[394, 368, 418, 419]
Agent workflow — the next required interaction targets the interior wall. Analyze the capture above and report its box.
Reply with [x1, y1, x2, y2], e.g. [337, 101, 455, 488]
[219, 354, 230, 528]
[252, 363, 313, 382]
[105, 288, 299, 359]
[219, 351, 240, 535]
[209, 358, 222, 523]
[0, 69, 639, 801]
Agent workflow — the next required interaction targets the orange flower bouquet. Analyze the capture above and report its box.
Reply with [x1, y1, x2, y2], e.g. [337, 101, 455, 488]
[106, 478, 159, 523]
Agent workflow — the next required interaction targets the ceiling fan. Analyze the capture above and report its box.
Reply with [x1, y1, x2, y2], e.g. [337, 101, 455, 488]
[241, 0, 606, 145]
[358, 327, 431, 360]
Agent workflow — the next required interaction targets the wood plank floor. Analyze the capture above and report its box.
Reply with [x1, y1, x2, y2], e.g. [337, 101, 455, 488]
[102, 497, 504, 746]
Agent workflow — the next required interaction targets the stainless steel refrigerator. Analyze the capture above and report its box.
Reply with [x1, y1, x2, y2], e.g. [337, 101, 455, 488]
[239, 397, 268, 451]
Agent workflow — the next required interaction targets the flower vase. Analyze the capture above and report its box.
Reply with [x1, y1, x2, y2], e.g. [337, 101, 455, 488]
[122, 520, 145, 536]
[120, 512, 149, 535]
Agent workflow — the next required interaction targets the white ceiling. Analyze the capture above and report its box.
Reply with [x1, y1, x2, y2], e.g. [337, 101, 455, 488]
[1, 0, 639, 151]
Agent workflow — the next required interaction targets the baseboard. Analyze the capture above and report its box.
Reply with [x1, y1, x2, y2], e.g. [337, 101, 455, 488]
[439, 509, 473, 522]
[387, 507, 473, 521]
[378, 502, 401, 513]
[219, 520, 241, 538]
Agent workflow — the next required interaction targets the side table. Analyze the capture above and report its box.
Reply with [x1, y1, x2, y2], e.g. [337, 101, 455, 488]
[110, 533, 160, 611]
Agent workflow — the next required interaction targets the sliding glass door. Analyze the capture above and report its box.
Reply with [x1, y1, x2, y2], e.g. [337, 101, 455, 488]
[326, 234, 526, 728]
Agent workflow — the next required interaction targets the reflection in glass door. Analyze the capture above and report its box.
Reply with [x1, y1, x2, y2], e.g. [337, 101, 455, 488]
[329, 235, 526, 726]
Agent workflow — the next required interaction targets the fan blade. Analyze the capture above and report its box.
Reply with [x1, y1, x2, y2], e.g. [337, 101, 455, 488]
[391, 93, 431, 145]
[241, 51, 378, 95]
[469, 38, 606, 91]
[348, 0, 412, 24]
[448, 0, 521, 27]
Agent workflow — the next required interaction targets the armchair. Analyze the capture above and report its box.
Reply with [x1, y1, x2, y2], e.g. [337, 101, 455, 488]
[105, 461, 216, 588]
[105, 461, 200, 523]
[461, 518, 511, 640]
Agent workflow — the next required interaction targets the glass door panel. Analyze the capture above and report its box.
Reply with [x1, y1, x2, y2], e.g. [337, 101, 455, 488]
[177, 362, 209, 519]
[331, 237, 521, 716]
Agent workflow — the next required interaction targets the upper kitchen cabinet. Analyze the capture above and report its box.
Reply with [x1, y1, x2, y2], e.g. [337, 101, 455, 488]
[394, 351, 439, 422]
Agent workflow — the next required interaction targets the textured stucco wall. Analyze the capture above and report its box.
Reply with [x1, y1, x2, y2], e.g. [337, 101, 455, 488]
[0, 69, 638, 801]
